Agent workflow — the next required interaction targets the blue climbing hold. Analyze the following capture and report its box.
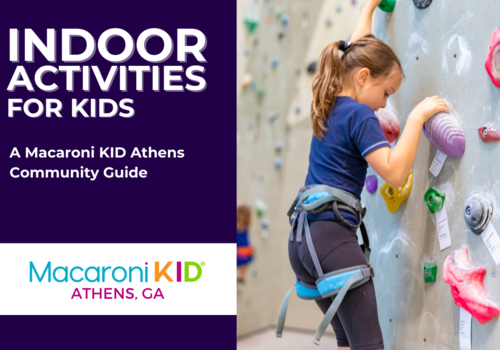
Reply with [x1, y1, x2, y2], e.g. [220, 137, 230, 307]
[281, 14, 290, 26]
[274, 156, 283, 169]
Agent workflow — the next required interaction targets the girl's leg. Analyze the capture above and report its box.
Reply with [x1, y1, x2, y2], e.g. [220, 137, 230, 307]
[300, 220, 384, 350]
[336, 279, 383, 350]
[289, 236, 350, 347]
[315, 298, 350, 348]
[239, 264, 247, 282]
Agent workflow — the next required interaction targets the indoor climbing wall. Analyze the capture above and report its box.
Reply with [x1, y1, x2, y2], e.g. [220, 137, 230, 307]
[236, 0, 324, 337]
[358, 1, 500, 349]
[241, 0, 500, 347]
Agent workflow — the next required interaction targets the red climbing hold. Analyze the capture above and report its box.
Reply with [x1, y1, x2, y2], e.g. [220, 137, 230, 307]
[485, 27, 500, 88]
[478, 124, 500, 143]
[375, 108, 400, 143]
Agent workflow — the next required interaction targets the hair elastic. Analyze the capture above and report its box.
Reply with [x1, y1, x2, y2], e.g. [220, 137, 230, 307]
[339, 40, 352, 53]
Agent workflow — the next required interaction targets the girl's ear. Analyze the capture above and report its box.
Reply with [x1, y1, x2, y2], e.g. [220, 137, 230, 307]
[356, 68, 371, 86]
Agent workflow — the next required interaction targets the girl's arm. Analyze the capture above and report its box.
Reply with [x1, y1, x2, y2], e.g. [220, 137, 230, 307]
[350, 0, 382, 43]
[365, 97, 451, 187]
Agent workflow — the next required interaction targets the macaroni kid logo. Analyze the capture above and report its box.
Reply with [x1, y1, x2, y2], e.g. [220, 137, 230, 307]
[29, 261, 204, 300]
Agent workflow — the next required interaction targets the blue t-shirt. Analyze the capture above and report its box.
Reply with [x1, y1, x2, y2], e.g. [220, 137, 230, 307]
[305, 96, 390, 224]
[237, 230, 250, 247]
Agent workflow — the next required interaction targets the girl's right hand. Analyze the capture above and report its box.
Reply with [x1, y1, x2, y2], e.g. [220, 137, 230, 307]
[366, 0, 382, 9]
[409, 96, 451, 123]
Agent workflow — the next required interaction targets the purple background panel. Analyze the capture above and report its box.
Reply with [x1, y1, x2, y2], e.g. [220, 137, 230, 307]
[0, 0, 236, 349]
[0, 0, 236, 244]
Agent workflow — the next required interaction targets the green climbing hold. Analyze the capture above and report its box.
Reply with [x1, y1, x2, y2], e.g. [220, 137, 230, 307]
[244, 9, 260, 34]
[424, 262, 437, 283]
[256, 85, 266, 98]
[378, 0, 396, 12]
[424, 187, 445, 214]
[275, 7, 284, 19]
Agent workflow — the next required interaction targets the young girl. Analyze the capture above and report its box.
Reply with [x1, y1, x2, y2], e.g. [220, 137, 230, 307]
[288, 1, 450, 349]
[237, 203, 254, 284]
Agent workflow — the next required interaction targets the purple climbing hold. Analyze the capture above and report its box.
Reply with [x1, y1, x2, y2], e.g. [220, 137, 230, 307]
[423, 112, 465, 159]
[365, 175, 378, 194]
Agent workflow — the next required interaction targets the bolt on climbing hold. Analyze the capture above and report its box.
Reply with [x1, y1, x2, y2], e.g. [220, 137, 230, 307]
[244, 9, 260, 34]
[326, 18, 333, 27]
[261, 218, 271, 238]
[274, 156, 283, 170]
[256, 85, 266, 98]
[424, 187, 445, 214]
[277, 28, 286, 39]
[261, 218, 271, 230]
[378, 0, 396, 12]
[275, 7, 284, 19]
[443, 247, 500, 323]
[307, 60, 317, 74]
[375, 108, 400, 143]
[255, 199, 267, 217]
[478, 124, 500, 143]
[243, 49, 250, 57]
[413, 0, 432, 9]
[274, 141, 284, 153]
[365, 175, 378, 194]
[280, 13, 290, 26]
[268, 111, 279, 122]
[486, 28, 500, 88]
[463, 192, 493, 235]
[380, 169, 413, 213]
[241, 74, 253, 88]
[423, 262, 437, 283]
[270, 58, 279, 68]
[423, 112, 465, 158]
[336, 6, 342, 13]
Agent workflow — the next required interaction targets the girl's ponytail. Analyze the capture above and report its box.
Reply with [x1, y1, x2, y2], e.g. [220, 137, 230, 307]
[310, 35, 404, 140]
[311, 41, 343, 140]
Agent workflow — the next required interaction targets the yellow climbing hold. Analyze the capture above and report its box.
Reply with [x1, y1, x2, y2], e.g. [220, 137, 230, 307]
[380, 169, 413, 213]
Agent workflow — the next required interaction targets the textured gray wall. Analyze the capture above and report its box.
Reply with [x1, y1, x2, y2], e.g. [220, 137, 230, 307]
[239, 0, 500, 348]
[365, 1, 500, 349]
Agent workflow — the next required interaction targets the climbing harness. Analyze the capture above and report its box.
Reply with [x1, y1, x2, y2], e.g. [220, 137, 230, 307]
[276, 184, 374, 345]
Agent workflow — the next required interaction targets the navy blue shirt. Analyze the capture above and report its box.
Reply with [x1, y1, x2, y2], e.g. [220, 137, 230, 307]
[305, 96, 390, 224]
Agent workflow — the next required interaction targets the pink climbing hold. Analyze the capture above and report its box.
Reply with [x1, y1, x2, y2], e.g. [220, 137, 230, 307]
[485, 27, 500, 88]
[478, 124, 500, 143]
[374, 108, 400, 143]
[443, 248, 500, 324]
